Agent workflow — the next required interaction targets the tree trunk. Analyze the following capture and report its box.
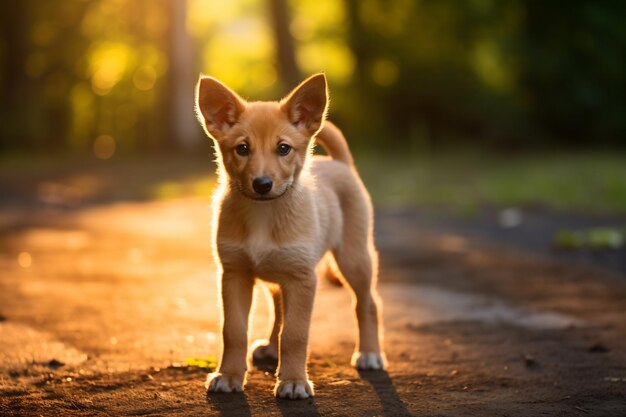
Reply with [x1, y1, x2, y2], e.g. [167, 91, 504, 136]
[168, 0, 199, 150]
[268, 0, 300, 93]
[344, 0, 369, 87]
[0, 1, 28, 150]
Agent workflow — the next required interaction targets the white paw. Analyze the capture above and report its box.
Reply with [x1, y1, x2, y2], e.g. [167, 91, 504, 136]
[205, 372, 244, 393]
[251, 339, 278, 361]
[352, 352, 387, 370]
[274, 379, 314, 399]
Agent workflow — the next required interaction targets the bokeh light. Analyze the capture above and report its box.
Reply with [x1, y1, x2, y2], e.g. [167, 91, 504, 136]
[371, 59, 399, 87]
[17, 252, 32, 269]
[93, 135, 116, 160]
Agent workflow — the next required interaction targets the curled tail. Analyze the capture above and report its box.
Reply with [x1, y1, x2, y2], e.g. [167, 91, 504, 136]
[315, 121, 354, 166]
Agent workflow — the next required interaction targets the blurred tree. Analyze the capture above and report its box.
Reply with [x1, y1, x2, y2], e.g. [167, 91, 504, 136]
[344, 0, 369, 86]
[1, 0, 625, 154]
[519, 1, 626, 144]
[167, 0, 199, 149]
[0, 2, 29, 151]
[268, 0, 300, 92]
[337, 0, 626, 147]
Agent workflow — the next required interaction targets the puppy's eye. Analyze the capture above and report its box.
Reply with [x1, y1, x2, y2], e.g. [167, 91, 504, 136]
[277, 143, 292, 156]
[235, 143, 249, 156]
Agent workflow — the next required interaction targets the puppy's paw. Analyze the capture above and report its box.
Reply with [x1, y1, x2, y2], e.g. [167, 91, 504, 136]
[205, 372, 244, 393]
[274, 379, 314, 400]
[352, 352, 387, 371]
[251, 339, 278, 361]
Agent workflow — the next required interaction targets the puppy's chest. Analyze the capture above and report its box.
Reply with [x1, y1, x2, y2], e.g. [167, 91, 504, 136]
[238, 205, 285, 264]
[219, 205, 315, 268]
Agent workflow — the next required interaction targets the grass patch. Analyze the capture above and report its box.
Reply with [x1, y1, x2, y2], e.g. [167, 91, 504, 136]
[356, 150, 626, 215]
[553, 228, 625, 250]
[1, 150, 625, 215]
[148, 177, 217, 200]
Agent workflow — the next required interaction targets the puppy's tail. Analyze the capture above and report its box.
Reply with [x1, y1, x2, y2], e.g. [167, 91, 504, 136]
[315, 121, 354, 166]
[317, 253, 344, 287]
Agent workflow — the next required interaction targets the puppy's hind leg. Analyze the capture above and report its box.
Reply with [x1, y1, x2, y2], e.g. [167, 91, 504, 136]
[333, 246, 386, 371]
[251, 283, 281, 366]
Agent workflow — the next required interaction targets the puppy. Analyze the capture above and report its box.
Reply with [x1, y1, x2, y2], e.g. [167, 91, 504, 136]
[196, 73, 386, 400]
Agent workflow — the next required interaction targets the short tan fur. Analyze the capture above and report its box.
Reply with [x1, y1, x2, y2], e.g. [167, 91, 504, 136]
[196, 73, 386, 400]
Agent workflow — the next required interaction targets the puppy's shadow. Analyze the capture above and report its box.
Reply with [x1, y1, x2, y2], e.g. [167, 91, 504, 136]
[252, 355, 278, 374]
[276, 396, 321, 417]
[359, 370, 412, 417]
[206, 391, 252, 417]
[252, 358, 320, 416]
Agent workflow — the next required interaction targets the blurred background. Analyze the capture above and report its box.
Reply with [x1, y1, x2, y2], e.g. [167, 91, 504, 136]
[2, 0, 626, 152]
[3, 3, 626, 413]
[1, 0, 626, 243]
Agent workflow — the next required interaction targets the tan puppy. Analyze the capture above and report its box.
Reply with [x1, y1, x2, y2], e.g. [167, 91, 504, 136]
[196, 73, 386, 400]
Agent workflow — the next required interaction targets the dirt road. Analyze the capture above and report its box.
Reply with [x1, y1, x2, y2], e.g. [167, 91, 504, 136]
[1, 198, 626, 416]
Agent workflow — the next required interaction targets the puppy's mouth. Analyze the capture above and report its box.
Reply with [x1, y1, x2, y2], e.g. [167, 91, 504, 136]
[235, 183, 292, 202]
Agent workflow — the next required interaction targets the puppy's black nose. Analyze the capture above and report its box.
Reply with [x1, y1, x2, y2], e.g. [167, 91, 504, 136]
[252, 177, 273, 195]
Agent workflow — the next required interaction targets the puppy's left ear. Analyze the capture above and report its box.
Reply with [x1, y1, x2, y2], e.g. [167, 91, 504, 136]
[280, 73, 328, 136]
[195, 76, 246, 140]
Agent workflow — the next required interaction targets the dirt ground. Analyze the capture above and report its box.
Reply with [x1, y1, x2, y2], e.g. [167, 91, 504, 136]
[1, 190, 626, 415]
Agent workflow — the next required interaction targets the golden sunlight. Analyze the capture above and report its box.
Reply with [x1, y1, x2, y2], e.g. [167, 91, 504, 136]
[89, 42, 132, 96]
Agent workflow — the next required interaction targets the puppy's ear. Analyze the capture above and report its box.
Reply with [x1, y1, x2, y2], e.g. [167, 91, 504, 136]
[280, 73, 328, 136]
[196, 76, 246, 140]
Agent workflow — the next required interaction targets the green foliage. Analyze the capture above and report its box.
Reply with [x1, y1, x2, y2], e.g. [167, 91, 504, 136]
[339, 0, 626, 146]
[0, 0, 175, 153]
[358, 150, 626, 214]
[518, 1, 626, 145]
[1, 0, 625, 153]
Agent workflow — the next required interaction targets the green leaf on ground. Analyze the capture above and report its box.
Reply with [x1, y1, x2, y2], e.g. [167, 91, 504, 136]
[553, 228, 624, 250]
[184, 356, 217, 371]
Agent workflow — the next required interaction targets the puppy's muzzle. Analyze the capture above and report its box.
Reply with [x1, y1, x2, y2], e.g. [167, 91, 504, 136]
[252, 177, 273, 195]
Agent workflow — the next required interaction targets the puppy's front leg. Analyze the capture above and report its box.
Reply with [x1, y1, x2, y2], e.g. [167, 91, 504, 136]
[274, 274, 316, 399]
[206, 270, 254, 393]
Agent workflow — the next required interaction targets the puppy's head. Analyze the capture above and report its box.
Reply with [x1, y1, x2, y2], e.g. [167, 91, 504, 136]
[196, 74, 328, 201]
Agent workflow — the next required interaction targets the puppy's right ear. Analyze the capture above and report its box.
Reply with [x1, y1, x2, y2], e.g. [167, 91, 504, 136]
[195, 76, 246, 140]
[280, 73, 328, 137]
